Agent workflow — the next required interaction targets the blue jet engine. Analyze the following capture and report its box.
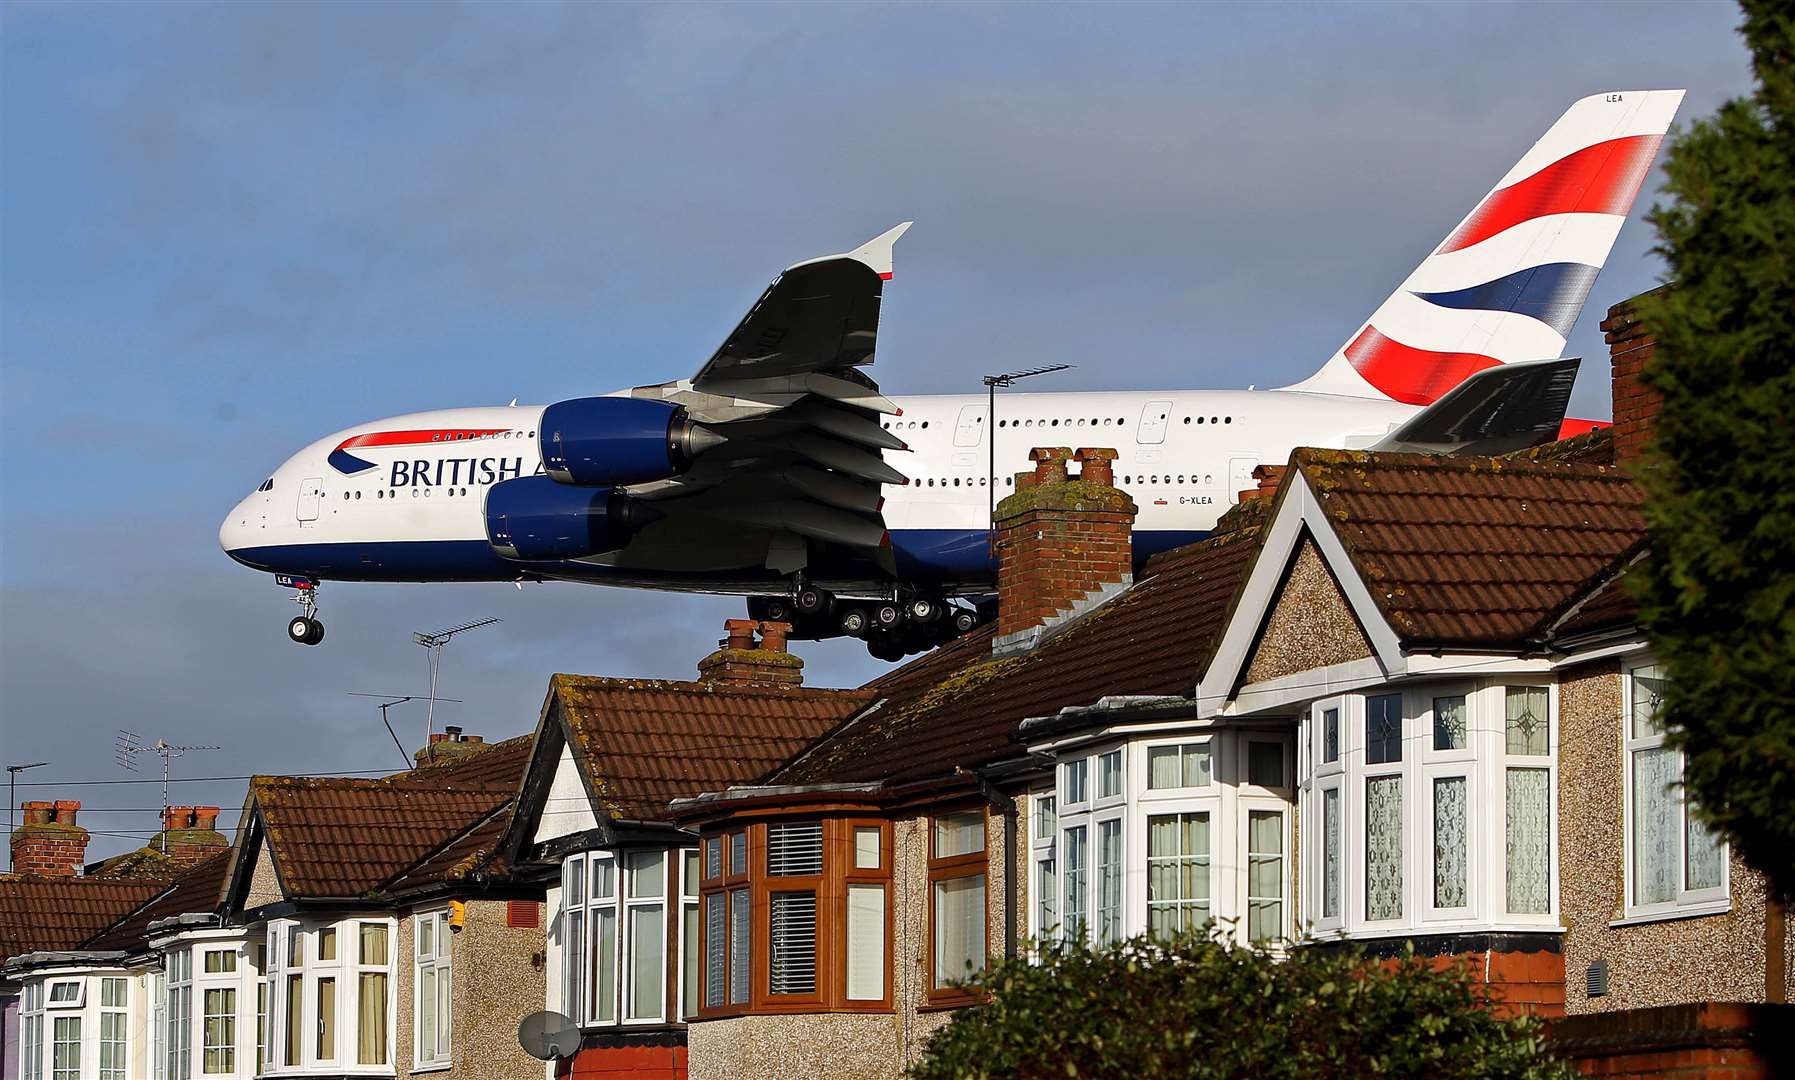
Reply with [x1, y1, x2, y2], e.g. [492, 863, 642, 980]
[484, 476, 660, 561]
[539, 397, 718, 487]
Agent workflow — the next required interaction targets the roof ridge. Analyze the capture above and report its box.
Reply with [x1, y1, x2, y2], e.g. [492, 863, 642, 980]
[553, 672, 873, 697]
[1292, 445, 1633, 481]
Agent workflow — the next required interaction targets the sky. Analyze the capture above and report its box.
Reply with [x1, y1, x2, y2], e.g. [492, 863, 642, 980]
[0, 0, 1754, 862]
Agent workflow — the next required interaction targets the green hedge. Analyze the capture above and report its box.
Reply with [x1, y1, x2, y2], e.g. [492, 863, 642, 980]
[910, 935, 1573, 1080]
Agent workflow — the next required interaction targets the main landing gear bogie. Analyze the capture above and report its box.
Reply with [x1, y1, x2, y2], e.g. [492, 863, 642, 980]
[750, 586, 985, 661]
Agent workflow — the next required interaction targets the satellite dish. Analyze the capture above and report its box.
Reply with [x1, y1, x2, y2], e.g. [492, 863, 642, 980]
[517, 1010, 581, 1061]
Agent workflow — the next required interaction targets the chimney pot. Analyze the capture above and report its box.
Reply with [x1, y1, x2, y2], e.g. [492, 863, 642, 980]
[22, 801, 54, 826]
[723, 618, 758, 651]
[429, 732, 449, 744]
[1028, 446, 1073, 486]
[11, 795, 89, 877]
[192, 806, 220, 830]
[465, 734, 483, 744]
[1074, 447, 1117, 487]
[699, 618, 803, 686]
[758, 620, 791, 653]
[444, 724, 463, 740]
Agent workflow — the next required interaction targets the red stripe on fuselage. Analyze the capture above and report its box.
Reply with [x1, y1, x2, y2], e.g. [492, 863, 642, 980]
[1343, 326, 1501, 406]
[1439, 134, 1663, 254]
[336, 428, 510, 452]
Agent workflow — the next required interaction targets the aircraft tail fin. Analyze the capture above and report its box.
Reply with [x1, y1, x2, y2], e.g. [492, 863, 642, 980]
[1285, 90, 1683, 404]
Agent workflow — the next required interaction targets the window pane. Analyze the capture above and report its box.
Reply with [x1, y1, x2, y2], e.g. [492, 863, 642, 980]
[593, 908, 617, 1023]
[203, 987, 235, 1074]
[1062, 759, 1087, 804]
[846, 885, 886, 1000]
[592, 856, 615, 901]
[562, 912, 583, 1022]
[318, 927, 337, 962]
[1366, 776, 1403, 919]
[628, 850, 665, 898]
[705, 836, 722, 880]
[728, 889, 750, 1004]
[1632, 664, 1666, 739]
[1433, 695, 1467, 751]
[99, 1011, 126, 1080]
[1323, 708, 1339, 763]
[204, 949, 236, 974]
[934, 811, 985, 859]
[1034, 857, 1058, 939]
[682, 902, 700, 1019]
[360, 923, 388, 965]
[767, 822, 824, 876]
[101, 977, 125, 1008]
[284, 975, 302, 1065]
[683, 850, 700, 896]
[1632, 747, 1677, 904]
[1247, 811, 1283, 943]
[704, 893, 726, 1009]
[729, 833, 747, 877]
[1505, 768, 1551, 914]
[932, 875, 986, 987]
[1322, 788, 1341, 920]
[1686, 808, 1725, 891]
[1183, 744, 1212, 787]
[1367, 695, 1402, 764]
[316, 977, 336, 1059]
[1432, 777, 1468, 908]
[854, 827, 882, 870]
[1146, 813, 1209, 937]
[357, 973, 387, 1065]
[1096, 819, 1122, 944]
[1098, 750, 1122, 798]
[419, 911, 435, 958]
[1147, 746, 1180, 789]
[1248, 742, 1283, 787]
[1062, 826, 1087, 938]
[1505, 687, 1549, 755]
[1033, 795, 1056, 838]
[52, 1017, 80, 1080]
[628, 906, 664, 1018]
[768, 892, 818, 995]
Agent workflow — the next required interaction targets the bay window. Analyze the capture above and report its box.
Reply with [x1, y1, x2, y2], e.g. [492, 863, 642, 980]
[262, 917, 393, 1074]
[1031, 795, 1058, 941]
[560, 847, 690, 1027]
[698, 817, 893, 1015]
[1146, 811, 1209, 935]
[52, 1016, 81, 1080]
[1625, 663, 1728, 917]
[100, 977, 128, 1080]
[415, 910, 452, 1066]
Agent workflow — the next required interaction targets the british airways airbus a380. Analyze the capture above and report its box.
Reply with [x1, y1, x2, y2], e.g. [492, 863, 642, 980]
[221, 90, 1682, 659]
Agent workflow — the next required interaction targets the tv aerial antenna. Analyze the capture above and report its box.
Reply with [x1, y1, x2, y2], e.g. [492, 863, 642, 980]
[982, 364, 1075, 553]
[347, 692, 465, 769]
[116, 731, 221, 850]
[412, 617, 500, 754]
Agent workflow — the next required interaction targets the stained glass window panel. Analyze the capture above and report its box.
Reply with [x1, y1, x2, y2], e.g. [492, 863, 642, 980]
[1432, 777, 1468, 908]
[1505, 686, 1549, 755]
[1433, 695, 1467, 751]
[1505, 768, 1551, 913]
[1367, 695, 1402, 764]
[1365, 776, 1403, 919]
[1322, 788, 1341, 920]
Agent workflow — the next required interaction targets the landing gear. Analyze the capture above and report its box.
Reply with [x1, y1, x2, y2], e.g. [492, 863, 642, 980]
[286, 580, 325, 646]
[747, 589, 986, 662]
[794, 585, 832, 617]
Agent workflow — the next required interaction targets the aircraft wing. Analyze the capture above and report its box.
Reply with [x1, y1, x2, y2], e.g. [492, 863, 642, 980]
[607, 224, 916, 578]
[1370, 356, 1580, 456]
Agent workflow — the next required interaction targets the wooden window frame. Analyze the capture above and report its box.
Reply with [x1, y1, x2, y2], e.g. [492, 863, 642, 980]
[926, 805, 989, 1007]
[695, 816, 894, 1019]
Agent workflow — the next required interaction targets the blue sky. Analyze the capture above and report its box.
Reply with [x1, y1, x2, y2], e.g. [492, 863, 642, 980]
[0, 1, 1752, 860]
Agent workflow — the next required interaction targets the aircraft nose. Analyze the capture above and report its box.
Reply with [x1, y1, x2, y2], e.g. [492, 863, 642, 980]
[219, 501, 253, 563]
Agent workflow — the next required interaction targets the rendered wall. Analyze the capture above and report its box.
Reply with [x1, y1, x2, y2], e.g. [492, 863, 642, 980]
[394, 898, 547, 1079]
[1243, 538, 1373, 684]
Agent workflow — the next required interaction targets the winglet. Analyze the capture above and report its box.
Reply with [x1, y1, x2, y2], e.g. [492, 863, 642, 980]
[849, 221, 913, 280]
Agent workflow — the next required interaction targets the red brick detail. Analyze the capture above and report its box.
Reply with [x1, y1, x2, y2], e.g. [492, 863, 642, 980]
[556, 1044, 688, 1078]
[993, 448, 1137, 643]
[1600, 296, 1664, 465]
[1552, 1002, 1791, 1079]
[10, 799, 88, 877]
[508, 900, 541, 928]
[1376, 947, 1565, 1020]
[697, 620, 805, 687]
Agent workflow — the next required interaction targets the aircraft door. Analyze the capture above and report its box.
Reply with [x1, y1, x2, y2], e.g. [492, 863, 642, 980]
[954, 404, 987, 447]
[1137, 400, 1173, 444]
[1229, 457, 1259, 498]
[296, 477, 323, 525]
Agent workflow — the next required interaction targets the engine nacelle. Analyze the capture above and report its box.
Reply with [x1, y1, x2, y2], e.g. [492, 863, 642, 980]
[540, 396, 711, 487]
[484, 476, 657, 561]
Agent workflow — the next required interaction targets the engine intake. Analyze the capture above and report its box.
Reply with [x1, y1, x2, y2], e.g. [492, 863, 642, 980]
[484, 476, 658, 561]
[540, 397, 717, 487]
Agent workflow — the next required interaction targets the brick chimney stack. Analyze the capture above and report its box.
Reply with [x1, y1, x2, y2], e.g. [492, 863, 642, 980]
[1601, 290, 1666, 464]
[992, 447, 1138, 656]
[1236, 464, 1288, 505]
[10, 799, 89, 877]
[154, 805, 229, 866]
[697, 619, 804, 687]
[414, 725, 489, 767]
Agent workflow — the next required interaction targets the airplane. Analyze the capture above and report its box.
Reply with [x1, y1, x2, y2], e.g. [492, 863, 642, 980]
[221, 89, 1684, 660]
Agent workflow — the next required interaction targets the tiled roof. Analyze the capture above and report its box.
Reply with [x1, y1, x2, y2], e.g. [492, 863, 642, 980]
[773, 517, 1266, 787]
[1548, 553, 1644, 641]
[0, 876, 165, 965]
[551, 676, 873, 820]
[1291, 449, 1645, 647]
[384, 810, 510, 894]
[83, 851, 233, 953]
[252, 734, 530, 900]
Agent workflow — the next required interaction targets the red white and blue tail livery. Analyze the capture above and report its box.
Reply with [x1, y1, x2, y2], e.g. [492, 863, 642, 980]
[222, 92, 1680, 660]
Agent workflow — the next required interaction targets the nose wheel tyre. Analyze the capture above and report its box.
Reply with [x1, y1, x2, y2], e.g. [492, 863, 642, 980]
[287, 616, 325, 646]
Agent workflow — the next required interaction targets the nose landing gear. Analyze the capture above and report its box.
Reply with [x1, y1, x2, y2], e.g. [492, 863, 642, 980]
[281, 576, 325, 646]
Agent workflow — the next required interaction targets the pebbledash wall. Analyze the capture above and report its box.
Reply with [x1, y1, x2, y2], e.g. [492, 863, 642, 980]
[1555, 662, 1792, 1015]
[686, 801, 1027, 1080]
[393, 899, 546, 1080]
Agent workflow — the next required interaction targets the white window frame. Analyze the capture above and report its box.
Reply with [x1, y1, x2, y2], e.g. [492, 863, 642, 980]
[21, 979, 44, 1080]
[1620, 661, 1730, 922]
[624, 850, 669, 1023]
[559, 848, 673, 1029]
[1093, 813, 1125, 945]
[263, 915, 396, 1077]
[166, 947, 194, 1080]
[1420, 687, 1477, 925]
[99, 976, 129, 1080]
[1500, 683, 1556, 920]
[1242, 805, 1289, 946]
[45, 978, 85, 1008]
[1307, 698, 1347, 935]
[1143, 739, 1214, 794]
[51, 1013, 81, 1080]
[414, 909, 453, 1070]
[1029, 790, 1058, 943]
[1095, 749, 1125, 805]
[1060, 756, 1090, 810]
[677, 848, 701, 1021]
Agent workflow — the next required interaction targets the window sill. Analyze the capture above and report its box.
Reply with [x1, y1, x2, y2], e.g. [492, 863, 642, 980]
[1609, 899, 1731, 927]
[411, 1064, 453, 1075]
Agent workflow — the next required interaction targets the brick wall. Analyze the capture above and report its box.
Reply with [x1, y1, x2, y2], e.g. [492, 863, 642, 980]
[557, 1043, 688, 1079]
[1551, 1002, 1795, 1078]
[9, 800, 88, 876]
[1601, 290, 1667, 464]
[696, 619, 804, 686]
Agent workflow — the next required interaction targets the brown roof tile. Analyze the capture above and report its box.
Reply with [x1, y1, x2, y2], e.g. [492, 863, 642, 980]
[253, 734, 530, 900]
[774, 523, 1265, 787]
[83, 851, 233, 953]
[1292, 449, 1645, 647]
[553, 677, 873, 819]
[1, 876, 165, 964]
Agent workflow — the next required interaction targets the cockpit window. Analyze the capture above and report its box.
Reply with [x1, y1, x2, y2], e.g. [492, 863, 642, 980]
[258, 478, 274, 492]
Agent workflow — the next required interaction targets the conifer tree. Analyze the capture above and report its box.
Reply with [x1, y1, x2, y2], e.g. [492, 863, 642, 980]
[1635, 0, 1795, 901]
